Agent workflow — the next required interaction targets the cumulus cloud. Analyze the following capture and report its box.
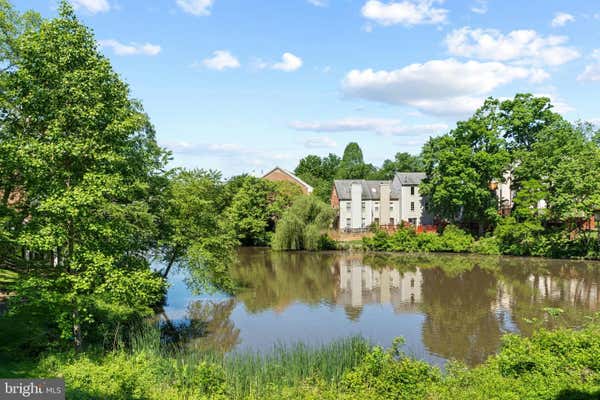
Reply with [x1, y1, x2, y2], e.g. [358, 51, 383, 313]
[304, 136, 337, 148]
[445, 27, 580, 66]
[71, 0, 110, 14]
[176, 0, 214, 16]
[551, 12, 575, 27]
[202, 50, 240, 70]
[290, 118, 447, 136]
[272, 52, 303, 71]
[98, 40, 161, 56]
[577, 50, 600, 81]
[342, 59, 545, 116]
[361, 0, 448, 27]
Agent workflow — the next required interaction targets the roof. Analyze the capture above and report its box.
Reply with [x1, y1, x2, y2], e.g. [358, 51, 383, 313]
[333, 180, 400, 200]
[393, 172, 427, 186]
[262, 167, 314, 193]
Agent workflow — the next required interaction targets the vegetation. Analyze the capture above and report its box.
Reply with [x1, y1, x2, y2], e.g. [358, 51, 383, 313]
[294, 143, 423, 202]
[4, 320, 599, 399]
[224, 176, 302, 247]
[272, 195, 336, 251]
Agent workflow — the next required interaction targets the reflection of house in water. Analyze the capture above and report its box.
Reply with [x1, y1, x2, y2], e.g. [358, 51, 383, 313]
[337, 257, 422, 315]
[528, 275, 600, 310]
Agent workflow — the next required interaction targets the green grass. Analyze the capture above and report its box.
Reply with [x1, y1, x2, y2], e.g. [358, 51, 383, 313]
[4, 321, 600, 399]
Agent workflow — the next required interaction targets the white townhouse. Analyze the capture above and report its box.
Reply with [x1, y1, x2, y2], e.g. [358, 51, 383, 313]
[331, 172, 433, 231]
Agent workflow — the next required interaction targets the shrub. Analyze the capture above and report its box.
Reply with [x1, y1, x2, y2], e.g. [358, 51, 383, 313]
[439, 225, 474, 253]
[470, 237, 501, 255]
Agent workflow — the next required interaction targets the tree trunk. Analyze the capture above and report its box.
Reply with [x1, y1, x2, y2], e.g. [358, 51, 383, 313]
[73, 307, 82, 351]
[162, 251, 178, 278]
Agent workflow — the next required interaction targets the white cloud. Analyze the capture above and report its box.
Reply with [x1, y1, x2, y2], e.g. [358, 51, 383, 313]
[304, 136, 337, 148]
[272, 52, 303, 72]
[342, 59, 545, 116]
[307, 0, 328, 6]
[71, 0, 110, 14]
[176, 0, 214, 16]
[290, 118, 447, 136]
[551, 12, 575, 28]
[578, 49, 600, 81]
[98, 40, 161, 56]
[445, 27, 580, 66]
[202, 50, 240, 70]
[471, 0, 488, 14]
[361, 0, 448, 27]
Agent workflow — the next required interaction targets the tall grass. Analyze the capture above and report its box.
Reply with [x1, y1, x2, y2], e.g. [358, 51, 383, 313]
[127, 323, 370, 399]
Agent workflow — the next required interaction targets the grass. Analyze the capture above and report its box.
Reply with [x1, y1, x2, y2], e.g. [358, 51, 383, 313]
[4, 320, 600, 399]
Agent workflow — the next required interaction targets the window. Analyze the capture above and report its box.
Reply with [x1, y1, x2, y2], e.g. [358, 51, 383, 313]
[346, 202, 351, 211]
[410, 279, 415, 288]
[389, 218, 394, 225]
[411, 186, 415, 195]
[390, 205, 394, 211]
[361, 218, 366, 228]
[346, 218, 351, 228]
[408, 218, 417, 226]
[374, 218, 380, 225]
[410, 202, 415, 211]
[361, 201, 366, 209]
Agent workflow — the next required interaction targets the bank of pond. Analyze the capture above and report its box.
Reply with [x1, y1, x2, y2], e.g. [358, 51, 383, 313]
[2, 248, 600, 399]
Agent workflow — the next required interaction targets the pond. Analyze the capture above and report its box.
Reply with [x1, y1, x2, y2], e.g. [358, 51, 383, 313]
[160, 247, 600, 367]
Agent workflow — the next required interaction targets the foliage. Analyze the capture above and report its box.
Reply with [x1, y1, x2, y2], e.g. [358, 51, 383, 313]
[272, 196, 336, 251]
[373, 152, 425, 180]
[421, 98, 511, 234]
[0, 1, 169, 349]
[158, 169, 238, 292]
[7, 321, 599, 399]
[468, 236, 500, 255]
[363, 225, 474, 254]
[223, 177, 302, 247]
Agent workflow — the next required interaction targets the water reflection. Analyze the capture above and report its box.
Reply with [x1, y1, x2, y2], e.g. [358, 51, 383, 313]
[161, 248, 600, 366]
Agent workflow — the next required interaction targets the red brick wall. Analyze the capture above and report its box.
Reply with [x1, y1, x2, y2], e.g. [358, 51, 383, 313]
[330, 185, 339, 209]
[263, 169, 310, 194]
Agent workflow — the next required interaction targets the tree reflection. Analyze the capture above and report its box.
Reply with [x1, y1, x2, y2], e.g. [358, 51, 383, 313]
[420, 267, 501, 366]
[230, 248, 339, 313]
[161, 298, 240, 353]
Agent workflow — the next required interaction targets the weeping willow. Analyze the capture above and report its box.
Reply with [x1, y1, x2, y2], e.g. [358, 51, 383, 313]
[272, 196, 335, 251]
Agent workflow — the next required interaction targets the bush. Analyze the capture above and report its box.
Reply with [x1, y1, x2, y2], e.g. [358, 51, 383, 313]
[438, 225, 474, 252]
[470, 237, 501, 255]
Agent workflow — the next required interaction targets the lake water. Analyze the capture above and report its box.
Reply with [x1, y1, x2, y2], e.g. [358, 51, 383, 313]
[161, 247, 600, 367]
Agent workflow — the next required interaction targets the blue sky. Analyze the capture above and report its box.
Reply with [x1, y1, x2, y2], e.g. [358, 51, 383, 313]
[16, 0, 600, 176]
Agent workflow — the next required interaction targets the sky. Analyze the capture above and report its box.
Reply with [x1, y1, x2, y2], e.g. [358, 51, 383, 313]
[15, 0, 600, 177]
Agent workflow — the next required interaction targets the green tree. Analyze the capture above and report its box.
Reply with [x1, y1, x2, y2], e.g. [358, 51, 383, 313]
[421, 98, 510, 234]
[158, 169, 237, 292]
[2, 2, 168, 349]
[225, 177, 301, 246]
[374, 152, 424, 180]
[336, 142, 376, 179]
[272, 196, 335, 251]
[294, 153, 341, 202]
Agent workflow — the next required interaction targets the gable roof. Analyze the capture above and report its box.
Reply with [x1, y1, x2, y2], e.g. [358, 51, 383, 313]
[262, 167, 314, 193]
[333, 180, 400, 200]
[393, 172, 426, 186]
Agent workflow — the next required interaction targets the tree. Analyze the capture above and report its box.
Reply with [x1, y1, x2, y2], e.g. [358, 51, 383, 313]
[421, 98, 510, 234]
[294, 153, 341, 202]
[336, 142, 376, 179]
[374, 152, 424, 180]
[224, 177, 301, 246]
[271, 196, 335, 251]
[157, 169, 237, 292]
[2, 2, 168, 349]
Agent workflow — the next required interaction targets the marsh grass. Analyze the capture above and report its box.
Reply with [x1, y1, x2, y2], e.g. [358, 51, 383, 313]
[127, 323, 370, 398]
